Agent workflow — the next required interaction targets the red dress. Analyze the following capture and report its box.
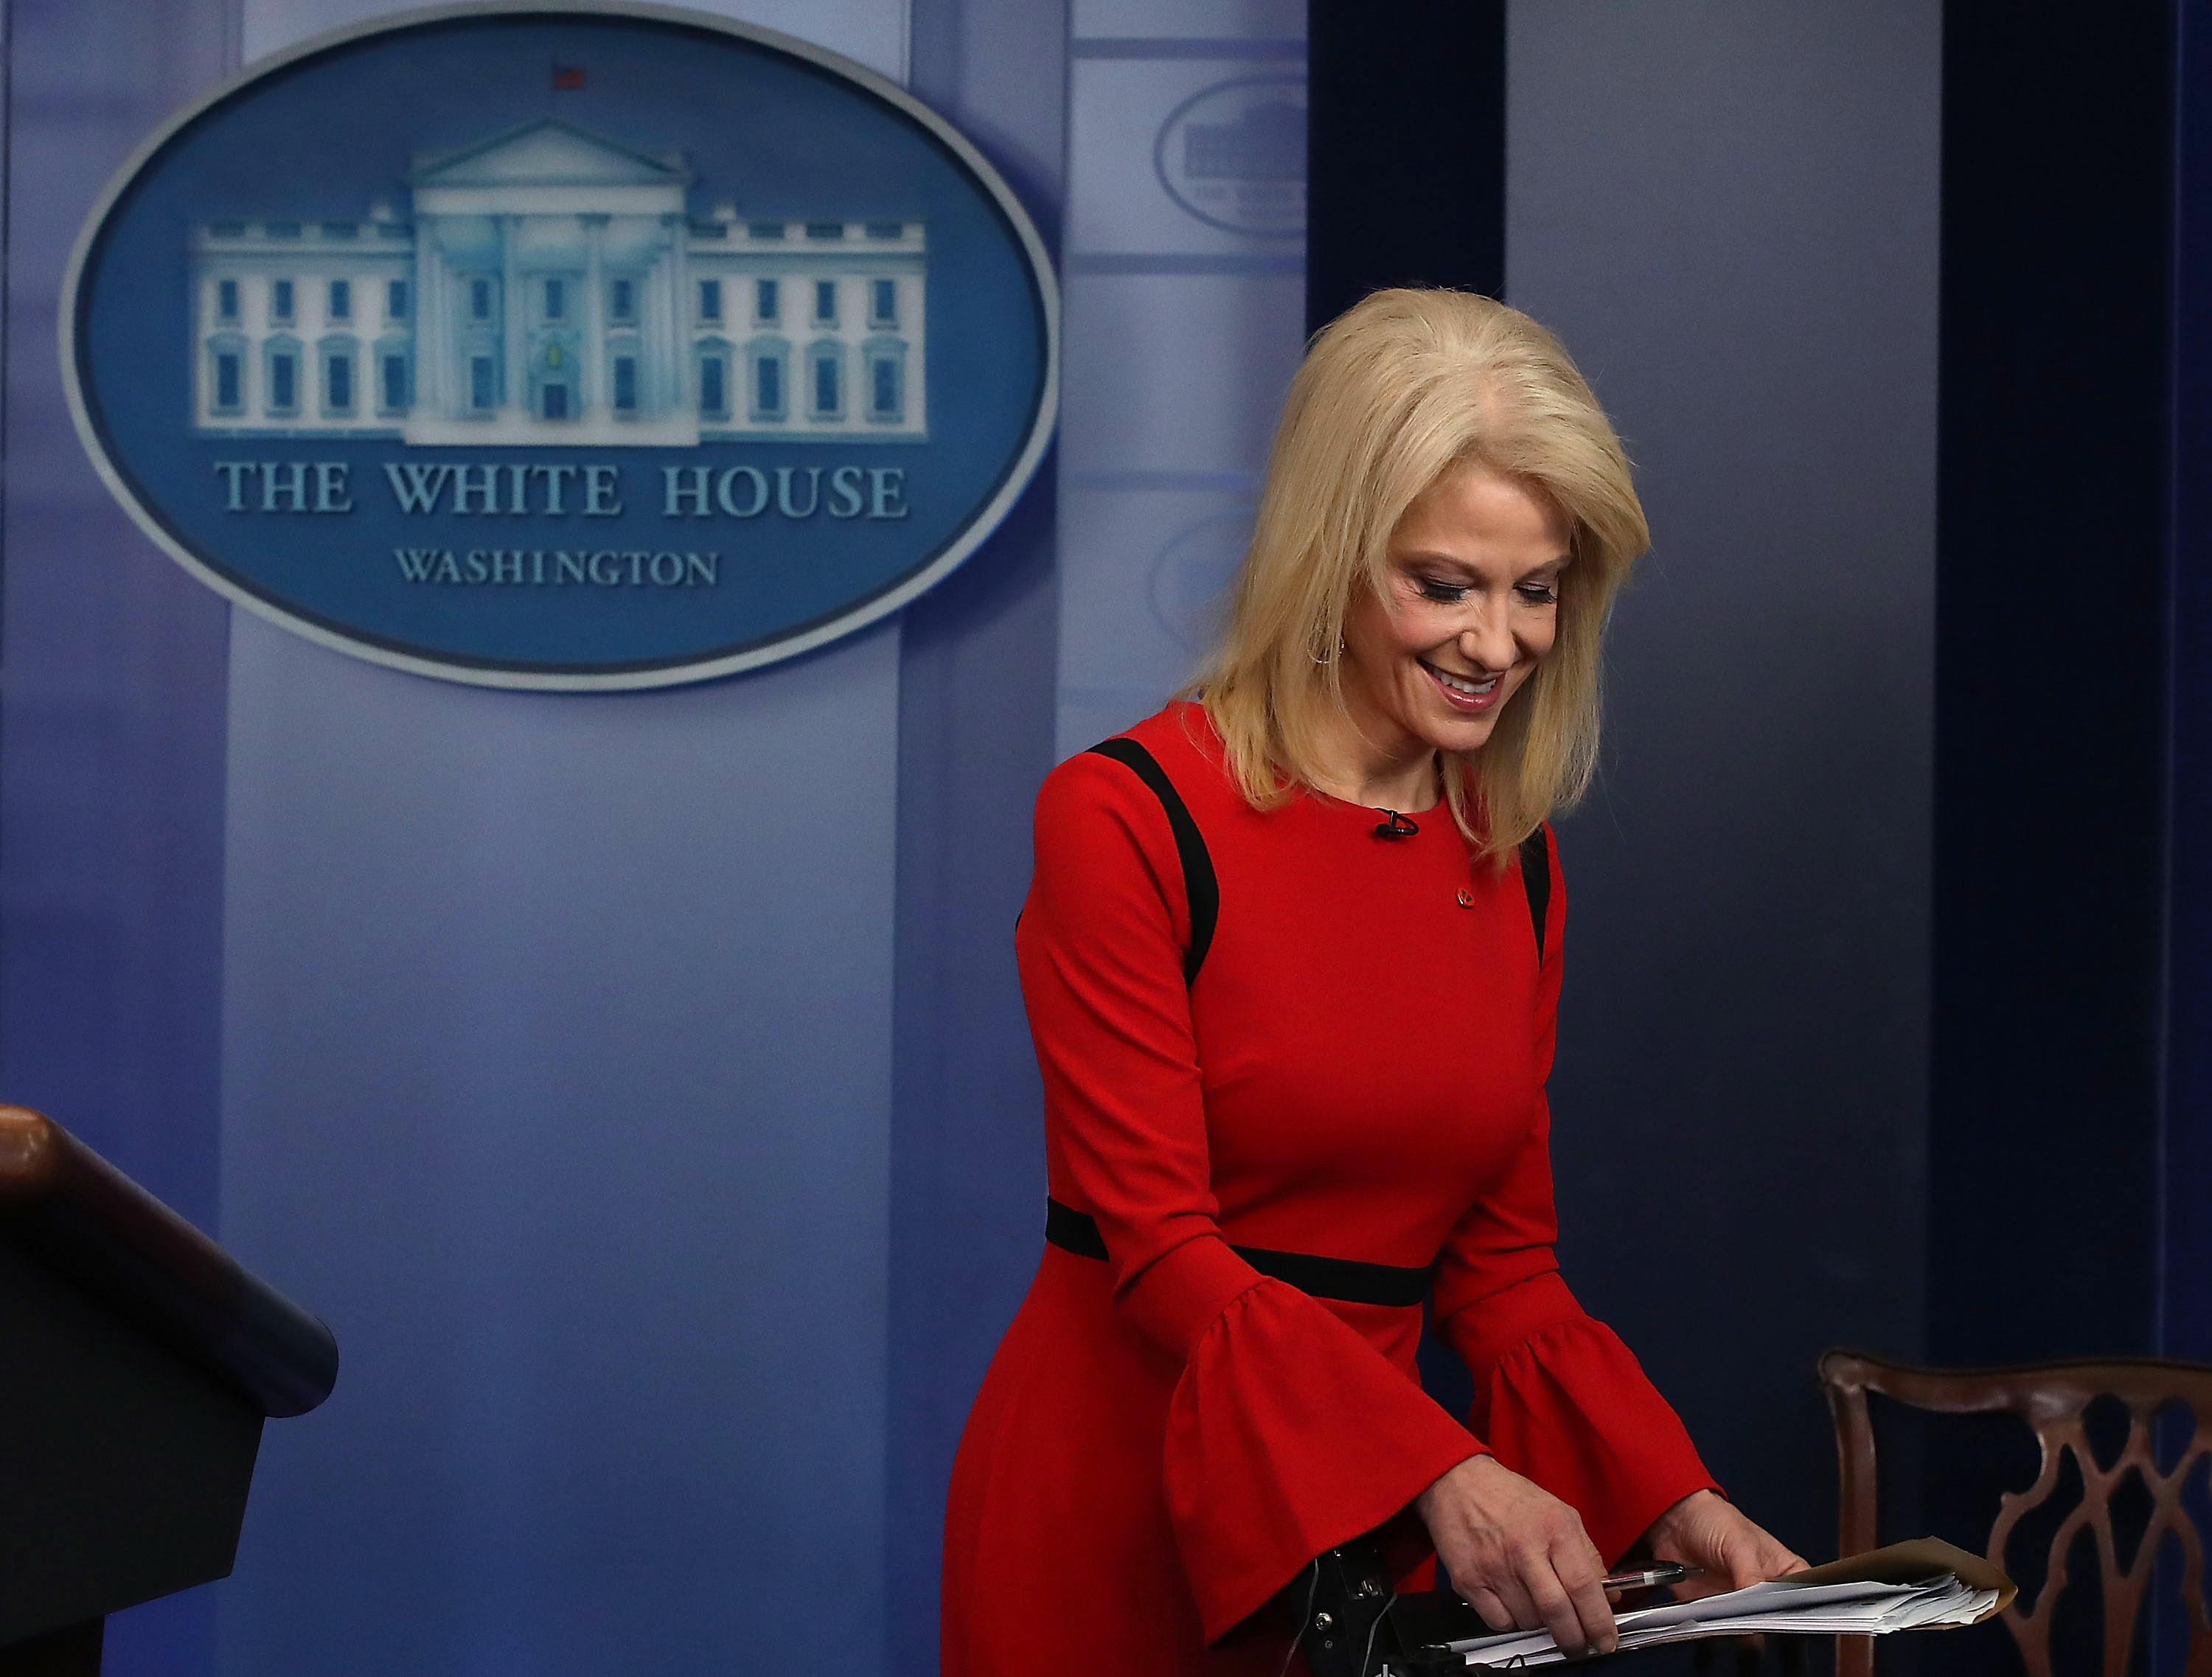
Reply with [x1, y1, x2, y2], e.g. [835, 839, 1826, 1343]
[942, 704, 1715, 1676]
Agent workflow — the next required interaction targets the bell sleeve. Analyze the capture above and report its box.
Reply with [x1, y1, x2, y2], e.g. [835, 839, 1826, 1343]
[1429, 830, 1719, 1563]
[1018, 751, 1481, 1643]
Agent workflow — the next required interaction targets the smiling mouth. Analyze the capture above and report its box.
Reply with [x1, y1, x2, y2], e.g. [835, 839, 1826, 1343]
[1420, 659, 1500, 698]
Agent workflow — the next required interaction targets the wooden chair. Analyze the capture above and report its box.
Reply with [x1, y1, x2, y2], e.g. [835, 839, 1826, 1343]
[1818, 1350, 2212, 1677]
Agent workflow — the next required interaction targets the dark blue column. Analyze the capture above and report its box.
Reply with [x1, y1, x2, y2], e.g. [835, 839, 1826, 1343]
[1930, 8, 2178, 1669]
[2165, 0, 2212, 1372]
[1930, 0, 2174, 1369]
[2156, 8, 2212, 1640]
[1304, 0, 1503, 333]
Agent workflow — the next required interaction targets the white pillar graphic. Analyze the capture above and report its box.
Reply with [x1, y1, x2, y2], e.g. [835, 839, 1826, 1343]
[583, 214, 606, 416]
[661, 215, 684, 414]
[500, 213, 522, 415]
[417, 226, 445, 418]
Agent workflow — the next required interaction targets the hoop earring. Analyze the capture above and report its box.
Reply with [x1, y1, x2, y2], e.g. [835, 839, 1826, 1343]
[1310, 634, 1347, 666]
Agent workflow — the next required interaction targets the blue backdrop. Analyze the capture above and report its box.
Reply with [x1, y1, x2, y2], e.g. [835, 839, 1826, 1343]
[4, 7, 2208, 1677]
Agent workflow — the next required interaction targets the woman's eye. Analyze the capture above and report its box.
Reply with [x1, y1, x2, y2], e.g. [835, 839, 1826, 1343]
[1516, 581, 1559, 606]
[1413, 577, 1469, 604]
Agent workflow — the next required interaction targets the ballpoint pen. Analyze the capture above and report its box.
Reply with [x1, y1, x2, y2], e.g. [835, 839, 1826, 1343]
[1600, 1561, 1702, 1591]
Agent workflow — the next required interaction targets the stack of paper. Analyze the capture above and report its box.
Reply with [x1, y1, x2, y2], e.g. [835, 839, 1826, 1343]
[1428, 1540, 2013, 1670]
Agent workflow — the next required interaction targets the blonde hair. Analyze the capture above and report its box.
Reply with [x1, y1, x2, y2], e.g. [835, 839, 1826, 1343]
[1192, 289, 1649, 864]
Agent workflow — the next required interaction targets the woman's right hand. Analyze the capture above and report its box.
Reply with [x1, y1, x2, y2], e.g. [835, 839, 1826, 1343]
[1413, 1454, 1618, 1656]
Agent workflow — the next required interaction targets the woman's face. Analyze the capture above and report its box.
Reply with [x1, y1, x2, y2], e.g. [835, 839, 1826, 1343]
[1340, 464, 1572, 763]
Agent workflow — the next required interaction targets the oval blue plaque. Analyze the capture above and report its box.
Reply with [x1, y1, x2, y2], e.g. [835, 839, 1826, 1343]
[63, 1, 1058, 689]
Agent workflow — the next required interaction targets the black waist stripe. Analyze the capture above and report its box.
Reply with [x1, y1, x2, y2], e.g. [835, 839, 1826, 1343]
[1044, 1195, 1110, 1260]
[1045, 1198, 1432, 1308]
[1087, 737, 1218, 985]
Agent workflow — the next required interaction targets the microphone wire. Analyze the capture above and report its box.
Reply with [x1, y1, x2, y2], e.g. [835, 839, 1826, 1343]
[1279, 1558, 1324, 1677]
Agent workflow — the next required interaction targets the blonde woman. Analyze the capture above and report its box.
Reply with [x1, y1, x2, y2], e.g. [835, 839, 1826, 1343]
[942, 291, 1804, 1677]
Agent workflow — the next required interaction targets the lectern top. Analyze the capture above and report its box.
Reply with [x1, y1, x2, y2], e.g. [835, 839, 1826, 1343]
[0, 1106, 337, 1417]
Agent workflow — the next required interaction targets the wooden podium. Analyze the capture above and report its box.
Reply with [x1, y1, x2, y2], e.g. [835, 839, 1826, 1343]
[0, 1106, 338, 1676]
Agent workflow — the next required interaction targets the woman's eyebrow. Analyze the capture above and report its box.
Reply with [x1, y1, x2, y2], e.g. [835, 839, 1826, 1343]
[1397, 547, 1481, 570]
[1395, 549, 1573, 574]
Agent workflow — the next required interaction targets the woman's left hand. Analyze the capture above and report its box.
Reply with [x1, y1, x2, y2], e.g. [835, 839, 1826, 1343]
[1638, 1490, 1807, 1600]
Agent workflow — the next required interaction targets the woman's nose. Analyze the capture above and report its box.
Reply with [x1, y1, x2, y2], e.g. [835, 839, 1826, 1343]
[1456, 604, 1517, 672]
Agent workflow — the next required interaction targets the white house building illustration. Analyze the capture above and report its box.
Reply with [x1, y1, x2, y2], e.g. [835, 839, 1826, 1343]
[189, 119, 928, 445]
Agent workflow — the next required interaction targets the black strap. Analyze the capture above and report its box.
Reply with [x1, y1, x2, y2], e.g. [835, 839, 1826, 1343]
[1044, 1198, 1431, 1308]
[1086, 739, 1545, 979]
[1518, 825, 1551, 962]
[1087, 737, 1218, 985]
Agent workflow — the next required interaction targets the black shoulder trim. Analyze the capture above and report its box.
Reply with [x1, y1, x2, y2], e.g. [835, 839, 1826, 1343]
[1088, 737, 1219, 985]
[1519, 825, 1552, 963]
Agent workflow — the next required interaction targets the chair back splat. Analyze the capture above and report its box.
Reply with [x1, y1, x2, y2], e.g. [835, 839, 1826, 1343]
[1818, 1350, 2212, 1677]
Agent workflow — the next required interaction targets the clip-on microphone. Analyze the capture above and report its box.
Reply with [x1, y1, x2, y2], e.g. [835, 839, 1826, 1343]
[1374, 811, 1419, 841]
